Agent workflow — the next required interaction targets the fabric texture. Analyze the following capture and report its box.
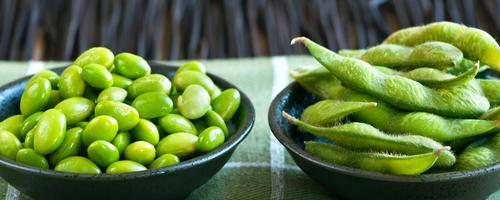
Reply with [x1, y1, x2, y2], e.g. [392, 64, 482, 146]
[0, 56, 498, 200]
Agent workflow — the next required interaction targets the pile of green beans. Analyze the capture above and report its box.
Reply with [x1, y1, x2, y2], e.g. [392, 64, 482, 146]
[288, 22, 500, 175]
[0, 48, 241, 174]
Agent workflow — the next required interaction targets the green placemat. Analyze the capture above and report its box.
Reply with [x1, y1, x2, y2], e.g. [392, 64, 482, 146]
[0, 56, 498, 200]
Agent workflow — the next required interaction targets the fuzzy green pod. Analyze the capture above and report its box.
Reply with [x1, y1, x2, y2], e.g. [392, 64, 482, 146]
[383, 21, 500, 71]
[455, 132, 500, 171]
[74, 47, 114, 70]
[292, 37, 489, 118]
[479, 79, 500, 107]
[300, 100, 377, 127]
[59, 65, 86, 99]
[305, 141, 444, 175]
[480, 107, 500, 120]
[21, 77, 51, 116]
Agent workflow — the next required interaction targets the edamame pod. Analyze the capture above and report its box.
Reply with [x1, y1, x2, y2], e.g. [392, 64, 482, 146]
[211, 89, 241, 122]
[32, 70, 60, 88]
[82, 115, 119, 146]
[156, 132, 198, 158]
[87, 140, 120, 167]
[20, 77, 51, 116]
[149, 154, 180, 169]
[55, 156, 101, 174]
[455, 132, 500, 171]
[112, 132, 131, 156]
[114, 53, 151, 79]
[479, 79, 500, 107]
[49, 127, 83, 166]
[82, 64, 113, 89]
[97, 87, 127, 103]
[480, 107, 500, 120]
[55, 97, 95, 125]
[131, 119, 159, 145]
[284, 112, 456, 167]
[124, 141, 156, 165]
[94, 101, 140, 131]
[111, 73, 133, 89]
[402, 64, 479, 89]
[0, 130, 22, 160]
[196, 127, 225, 152]
[292, 37, 489, 118]
[74, 47, 114, 70]
[131, 92, 173, 119]
[383, 21, 500, 70]
[59, 65, 86, 99]
[300, 100, 377, 127]
[305, 141, 444, 175]
[106, 160, 147, 174]
[16, 148, 49, 169]
[158, 114, 197, 135]
[178, 85, 211, 119]
[0, 115, 26, 140]
[127, 74, 172, 98]
[33, 109, 66, 155]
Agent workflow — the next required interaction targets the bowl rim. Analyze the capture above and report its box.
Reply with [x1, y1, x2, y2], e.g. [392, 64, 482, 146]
[269, 81, 500, 183]
[0, 62, 255, 181]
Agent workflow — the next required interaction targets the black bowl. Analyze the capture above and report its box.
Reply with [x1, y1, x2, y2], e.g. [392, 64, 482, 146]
[0, 63, 255, 200]
[269, 70, 500, 200]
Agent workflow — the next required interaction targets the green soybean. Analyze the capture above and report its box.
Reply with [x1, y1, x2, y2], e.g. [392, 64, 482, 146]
[82, 64, 114, 89]
[455, 132, 500, 171]
[149, 154, 180, 169]
[32, 70, 60, 88]
[74, 47, 114, 70]
[178, 60, 207, 74]
[49, 127, 83, 166]
[59, 65, 86, 99]
[158, 114, 197, 135]
[178, 85, 211, 119]
[55, 97, 95, 125]
[479, 79, 500, 107]
[87, 140, 120, 167]
[132, 92, 173, 119]
[97, 87, 127, 103]
[114, 53, 151, 79]
[211, 89, 241, 122]
[290, 66, 498, 142]
[23, 130, 34, 148]
[75, 121, 89, 129]
[111, 73, 133, 89]
[0, 115, 26, 140]
[0, 130, 22, 160]
[131, 119, 159, 145]
[82, 115, 118, 146]
[106, 160, 147, 174]
[127, 74, 172, 98]
[292, 37, 489, 118]
[94, 101, 140, 131]
[173, 70, 215, 94]
[55, 156, 101, 174]
[112, 132, 131, 156]
[46, 90, 62, 109]
[16, 148, 49, 169]
[204, 110, 229, 138]
[156, 132, 198, 158]
[21, 77, 51, 116]
[301, 100, 377, 127]
[124, 141, 156, 165]
[284, 112, 456, 167]
[305, 141, 444, 175]
[383, 21, 500, 71]
[33, 109, 66, 155]
[196, 127, 225, 152]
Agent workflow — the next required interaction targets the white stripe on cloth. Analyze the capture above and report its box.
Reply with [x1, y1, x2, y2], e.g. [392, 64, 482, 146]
[4, 61, 46, 200]
[224, 162, 301, 171]
[270, 56, 290, 200]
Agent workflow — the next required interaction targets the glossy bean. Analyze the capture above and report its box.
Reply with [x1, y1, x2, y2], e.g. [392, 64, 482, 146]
[49, 127, 83, 166]
[131, 119, 159, 145]
[82, 64, 113, 89]
[94, 101, 139, 131]
[75, 121, 89, 129]
[112, 132, 131, 156]
[211, 89, 240, 122]
[106, 160, 147, 174]
[32, 70, 59, 88]
[74, 47, 114, 70]
[33, 109, 66, 155]
[16, 148, 49, 169]
[0, 130, 22, 160]
[178, 85, 211, 119]
[20, 77, 51, 116]
[59, 65, 86, 99]
[0, 115, 26, 140]
[204, 110, 229, 138]
[173, 70, 215, 94]
[124, 141, 156, 165]
[127, 74, 172, 98]
[82, 115, 118, 146]
[131, 92, 173, 119]
[97, 87, 127, 103]
[46, 90, 62, 109]
[177, 60, 206, 74]
[23, 130, 34, 148]
[156, 132, 198, 158]
[196, 127, 225, 152]
[114, 53, 151, 79]
[55, 97, 95, 125]
[87, 140, 120, 167]
[111, 73, 133, 89]
[149, 154, 180, 169]
[54, 156, 101, 174]
[158, 114, 197, 135]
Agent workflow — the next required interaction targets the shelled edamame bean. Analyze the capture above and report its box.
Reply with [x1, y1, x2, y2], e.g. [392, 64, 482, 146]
[0, 48, 241, 174]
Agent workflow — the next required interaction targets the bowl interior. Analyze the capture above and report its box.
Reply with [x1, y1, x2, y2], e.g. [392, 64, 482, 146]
[0, 62, 255, 180]
[269, 68, 500, 182]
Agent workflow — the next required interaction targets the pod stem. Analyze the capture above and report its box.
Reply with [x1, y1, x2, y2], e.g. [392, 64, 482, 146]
[435, 146, 451, 156]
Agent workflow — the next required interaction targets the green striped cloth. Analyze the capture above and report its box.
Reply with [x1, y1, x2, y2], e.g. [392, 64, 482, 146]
[0, 56, 498, 200]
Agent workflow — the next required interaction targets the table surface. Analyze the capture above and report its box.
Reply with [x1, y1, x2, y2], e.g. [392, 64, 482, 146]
[0, 56, 498, 200]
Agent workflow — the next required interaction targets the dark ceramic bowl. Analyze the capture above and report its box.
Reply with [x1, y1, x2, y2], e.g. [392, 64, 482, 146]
[0, 63, 255, 200]
[269, 70, 500, 200]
